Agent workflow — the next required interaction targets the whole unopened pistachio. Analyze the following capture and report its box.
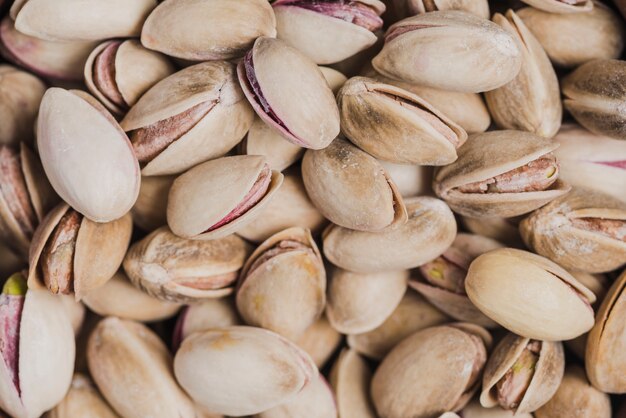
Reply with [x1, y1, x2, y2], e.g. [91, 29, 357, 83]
[338, 76, 467, 165]
[295, 316, 343, 369]
[121, 61, 254, 176]
[407, 0, 489, 18]
[329, 349, 377, 418]
[131, 175, 174, 232]
[372, 11, 522, 93]
[0, 273, 75, 418]
[44, 374, 119, 418]
[258, 374, 337, 418]
[272, 0, 385, 64]
[174, 326, 318, 416]
[480, 334, 564, 414]
[466, 248, 595, 341]
[28, 203, 132, 299]
[434, 130, 570, 218]
[237, 37, 340, 149]
[461, 399, 532, 418]
[461, 216, 524, 248]
[379, 161, 433, 198]
[520, 0, 593, 13]
[124, 226, 252, 303]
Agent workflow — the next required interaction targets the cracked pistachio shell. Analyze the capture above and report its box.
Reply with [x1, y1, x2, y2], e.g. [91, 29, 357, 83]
[466, 248, 595, 341]
[562, 59, 626, 140]
[480, 334, 564, 414]
[295, 316, 342, 369]
[28, 203, 132, 300]
[131, 175, 174, 232]
[44, 374, 119, 418]
[88, 317, 196, 418]
[141, 0, 276, 61]
[121, 61, 254, 176]
[338, 77, 468, 165]
[326, 268, 408, 334]
[323, 197, 456, 273]
[517, 4, 624, 69]
[535, 365, 611, 418]
[461, 399, 532, 418]
[379, 161, 433, 198]
[434, 130, 570, 218]
[371, 324, 490, 418]
[520, 0, 593, 13]
[240, 116, 304, 172]
[174, 326, 318, 416]
[258, 374, 337, 418]
[520, 187, 626, 273]
[407, 0, 489, 18]
[173, 298, 241, 350]
[237, 227, 326, 339]
[11, 0, 156, 41]
[485, 10, 561, 138]
[372, 11, 522, 93]
[123, 226, 253, 303]
[273, 0, 384, 65]
[461, 216, 524, 248]
[329, 349, 377, 418]
[167, 155, 283, 240]
[302, 138, 407, 232]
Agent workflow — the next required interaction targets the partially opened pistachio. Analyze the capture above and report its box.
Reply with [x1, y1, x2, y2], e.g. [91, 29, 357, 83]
[141, 0, 276, 61]
[466, 248, 595, 341]
[372, 11, 522, 93]
[460, 216, 524, 248]
[338, 77, 467, 165]
[302, 138, 407, 232]
[480, 334, 564, 414]
[520, 187, 626, 273]
[295, 315, 342, 369]
[379, 160, 433, 198]
[123, 226, 252, 303]
[0, 273, 75, 418]
[121, 61, 254, 176]
[434, 130, 570, 218]
[323, 196, 455, 272]
[371, 324, 490, 417]
[272, 0, 385, 64]
[520, 0, 593, 13]
[329, 349, 377, 418]
[237, 227, 326, 339]
[461, 399, 532, 418]
[131, 175, 174, 232]
[44, 374, 119, 418]
[258, 374, 337, 418]
[237, 37, 340, 149]
[407, 0, 489, 18]
[28, 203, 132, 300]
[174, 326, 318, 416]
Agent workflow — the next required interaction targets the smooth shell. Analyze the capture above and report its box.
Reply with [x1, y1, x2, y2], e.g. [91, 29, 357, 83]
[131, 175, 174, 232]
[44, 374, 120, 418]
[329, 349, 377, 418]
[294, 316, 342, 369]
[257, 374, 337, 418]
[240, 116, 304, 172]
[520, 0, 593, 13]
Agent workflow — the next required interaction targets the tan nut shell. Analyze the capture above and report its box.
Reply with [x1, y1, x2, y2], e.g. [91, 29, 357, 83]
[462, 399, 532, 418]
[167, 155, 284, 240]
[329, 349, 377, 418]
[520, 0, 593, 13]
[258, 374, 337, 418]
[58, 294, 85, 336]
[295, 316, 342, 369]
[466, 248, 595, 341]
[461, 216, 523, 248]
[480, 334, 565, 414]
[177, 298, 241, 344]
[131, 175, 174, 232]
[240, 116, 304, 172]
[44, 374, 120, 418]
[379, 160, 433, 198]
[407, 0, 490, 18]
[174, 326, 318, 416]
[323, 196, 456, 273]
[319, 66, 348, 93]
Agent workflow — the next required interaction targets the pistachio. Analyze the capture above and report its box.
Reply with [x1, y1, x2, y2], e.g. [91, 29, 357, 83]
[239, 117, 304, 172]
[520, 0, 593, 13]
[329, 349, 377, 418]
[460, 216, 524, 248]
[44, 374, 120, 418]
[372, 11, 522, 93]
[407, 0, 490, 18]
[131, 175, 174, 232]
[295, 315, 343, 369]
[319, 66, 348, 93]
[257, 374, 337, 418]
[379, 160, 433, 198]
[461, 399, 532, 418]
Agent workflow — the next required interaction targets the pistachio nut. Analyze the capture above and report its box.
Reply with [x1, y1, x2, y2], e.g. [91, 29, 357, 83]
[272, 0, 385, 64]
[406, 0, 490, 18]
[121, 61, 254, 176]
[123, 226, 253, 303]
[379, 160, 433, 198]
[257, 374, 337, 418]
[59, 294, 85, 336]
[237, 37, 340, 149]
[562, 59, 626, 140]
[517, 3, 624, 68]
[239, 117, 304, 172]
[319, 66, 348, 93]
[371, 324, 490, 417]
[167, 155, 283, 240]
[174, 326, 318, 416]
[410, 233, 502, 328]
[520, 0, 593, 13]
[326, 268, 408, 334]
[28, 203, 132, 300]
[466, 248, 595, 340]
[338, 76, 468, 165]
[520, 187, 626, 273]
[461, 399, 533, 418]
[329, 349, 377, 418]
[534, 365, 611, 418]
[434, 130, 570, 218]
[0, 273, 75, 418]
[372, 11, 522, 93]
[85, 40, 175, 116]
[302, 138, 407, 232]
[131, 175, 174, 232]
[460, 216, 524, 248]
[295, 315, 343, 369]
[237, 227, 325, 339]
[141, 0, 276, 61]
[480, 334, 564, 414]
[87, 317, 196, 418]
[44, 374, 120, 418]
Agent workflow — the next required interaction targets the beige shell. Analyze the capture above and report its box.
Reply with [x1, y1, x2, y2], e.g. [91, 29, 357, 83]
[372, 11, 522, 93]
[295, 316, 343, 369]
[121, 61, 254, 176]
[520, 0, 593, 13]
[465, 248, 595, 341]
[58, 294, 86, 336]
[174, 298, 241, 348]
[520, 187, 626, 273]
[407, 0, 489, 18]
[174, 326, 318, 416]
[462, 399, 533, 418]
[141, 0, 276, 61]
[323, 196, 456, 273]
[379, 160, 433, 198]
[319, 66, 348, 93]
[329, 349, 377, 418]
[123, 226, 252, 303]
[434, 130, 571, 218]
[460, 216, 524, 248]
[167, 155, 284, 240]
[257, 374, 337, 418]
[338, 77, 467, 165]
[480, 334, 564, 414]
[131, 175, 174, 232]
[44, 374, 119, 418]
[302, 138, 407, 232]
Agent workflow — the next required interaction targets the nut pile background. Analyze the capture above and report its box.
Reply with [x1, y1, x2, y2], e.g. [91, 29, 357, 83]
[0, 0, 625, 417]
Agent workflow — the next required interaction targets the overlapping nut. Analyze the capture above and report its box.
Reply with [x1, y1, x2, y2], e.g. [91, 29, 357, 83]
[294, 316, 343, 369]
[519, 0, 593, 13]
[257, 374, 337, 418]
[329, 349, 377, 418]
[406, 0, 489, 18]
[44, 374, 119, 418]
[239, 117, 304, 172]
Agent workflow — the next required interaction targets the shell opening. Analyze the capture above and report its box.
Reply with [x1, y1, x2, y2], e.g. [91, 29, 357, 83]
[494, 340, 541, 410]
[40, 209, 81, 295]
[0, 146, 37, 238]
[385, 24, 442, 43]
[244, 239, 313, 281]
[0, 273, 27, 395]
[571, 218, 626, 242]
[419, 255, 467, 295]
[274, 0, 383, 32]
[92, 42, 127, 110]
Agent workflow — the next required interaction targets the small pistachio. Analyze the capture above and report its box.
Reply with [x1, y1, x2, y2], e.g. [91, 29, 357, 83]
[407, 0, 490, 18]
[258, 374, 337, 418]
[379, 160, 433, 198]
[519, 0, 593, 13]
[131, 175, 174, 232]
[295, 315, 343, 369]
[44, 374, 120, 418]
[329, 349, 377, 418]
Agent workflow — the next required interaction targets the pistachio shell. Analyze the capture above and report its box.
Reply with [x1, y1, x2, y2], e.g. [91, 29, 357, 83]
[173, 298, 241, 350]
[131, 175, 174, 232]
[407, 0, 490, 18]
[329, 349, 377, 418]
[44, 374, 120, 418]
[59, 294, 85, 335]
[319, 66, 348, 93]
[520, 0, 593, 13]
[257, 374, 337, 418]
[240, 116, 304, 172]
[295, 315, 343, 369]
[460, 216, 524, 248]
[462, 399, 533, 418]
[379, 160, 433, 198]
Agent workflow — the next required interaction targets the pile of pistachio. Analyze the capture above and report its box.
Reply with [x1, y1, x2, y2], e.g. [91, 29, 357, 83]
[0, 0, 626, 417]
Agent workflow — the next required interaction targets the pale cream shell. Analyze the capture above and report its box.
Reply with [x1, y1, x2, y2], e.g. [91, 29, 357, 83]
[257, 374, 337, 418]
[520, 0, 593, 13]
[329, 349, 377, 418]
[295, 316, 342, 369]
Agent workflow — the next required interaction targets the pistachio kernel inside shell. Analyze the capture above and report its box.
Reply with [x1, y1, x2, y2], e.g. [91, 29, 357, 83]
[0, 273, 27, 394]
[0, 146, 37, 237]
[419, 256, 467, 295]
[40, 209, 81, 295]
[92, 42, 126, 110]
[275, 0, 383, 32]
[571, 218, 626, 242]
[385, 24, 443, 43]
[495, 340, 541, 410]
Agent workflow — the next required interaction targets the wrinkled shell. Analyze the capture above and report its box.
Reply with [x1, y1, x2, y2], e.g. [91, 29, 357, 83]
[520, 0, 593, 13]
[258, 374, 337, 418]
[44, 374, 120, 418]
[295, 316, 342, 369]
[329, 349, 377, 418]
[407, 0, 489, 18]
[131, 175, 174, 232]
[379, 160, 433, 198]
[240, 117, 304, 172]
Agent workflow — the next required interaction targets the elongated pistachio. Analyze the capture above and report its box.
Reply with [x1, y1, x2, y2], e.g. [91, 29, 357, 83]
[296, 316, 343, 369]
[520, 0, 593, 13]
[407, 0, 489, 18]
[329, 349, 377, 418]
[258, 374, 337, 418]
[44, 374, 120, 418]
